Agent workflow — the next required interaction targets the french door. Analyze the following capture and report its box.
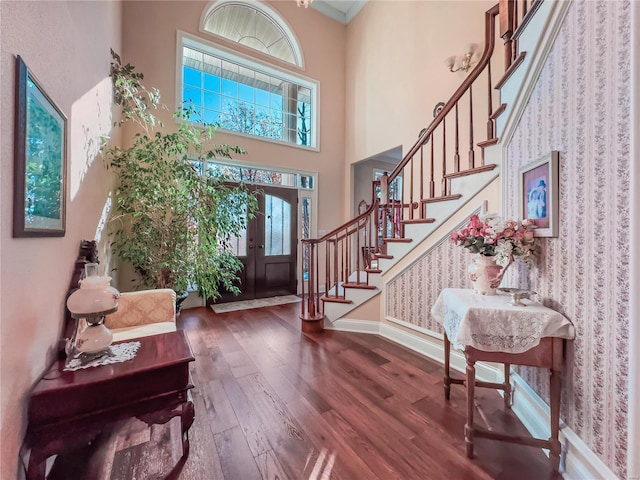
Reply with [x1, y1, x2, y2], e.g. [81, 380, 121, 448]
[215, 184, 297, 303]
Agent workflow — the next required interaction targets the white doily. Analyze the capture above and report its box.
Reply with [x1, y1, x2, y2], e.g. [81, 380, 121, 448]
[431, 288, 575, 353]
[64, 341, 141, 371]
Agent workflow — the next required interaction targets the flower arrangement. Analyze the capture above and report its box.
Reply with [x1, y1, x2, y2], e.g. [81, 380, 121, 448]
[450, 214, 537, 266]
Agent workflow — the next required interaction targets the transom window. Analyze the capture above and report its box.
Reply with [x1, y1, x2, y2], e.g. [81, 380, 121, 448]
[201, 1, 302, 67]
[179, 33, 318, 149]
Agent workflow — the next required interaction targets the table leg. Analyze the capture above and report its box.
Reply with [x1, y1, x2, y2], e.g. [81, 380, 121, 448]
[549, 368, 562, 472]
[444, 333, 452, 400]
[504, 363, 512, 409]
[465, 355, 476, 458]
[26, 450, 46, 480]
[180, 400, 195, 458]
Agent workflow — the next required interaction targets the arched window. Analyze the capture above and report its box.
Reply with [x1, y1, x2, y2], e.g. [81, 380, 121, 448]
[200, 1, 303, 67]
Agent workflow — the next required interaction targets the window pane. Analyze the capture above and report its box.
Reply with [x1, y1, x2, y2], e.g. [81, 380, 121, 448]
[222, 78, 238, 97]
[204, 92, 221, 111]
[255, 88, 270, 107]
[300, 175, 313, 189]
[265, 194, 291, 256]
[203, 109, 219, 125]
[184, 67, 201, 87]
[183, 86, 202, 106]
[301, 197, 311, 280]
[181, 43, 315, 147]
[204, 73, 220, 92]
[239, 83, 254, 102]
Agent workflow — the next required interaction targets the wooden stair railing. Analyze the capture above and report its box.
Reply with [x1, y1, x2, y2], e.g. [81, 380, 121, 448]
[300, 1, 542, 331]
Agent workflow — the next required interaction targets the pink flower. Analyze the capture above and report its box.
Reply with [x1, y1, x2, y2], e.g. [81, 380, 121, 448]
[450, 232, 460, 242]
[502, 228, 515, 238]
[523, 231, 534, 241]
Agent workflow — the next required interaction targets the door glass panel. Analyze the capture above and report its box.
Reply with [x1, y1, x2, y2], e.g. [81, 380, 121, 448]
[301, 197, 311, 280]
[225, 203, 248, 257]
[264, 194, 291, 256]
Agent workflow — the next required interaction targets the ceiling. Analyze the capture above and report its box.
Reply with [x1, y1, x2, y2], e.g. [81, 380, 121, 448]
[310, 0, 367, 24]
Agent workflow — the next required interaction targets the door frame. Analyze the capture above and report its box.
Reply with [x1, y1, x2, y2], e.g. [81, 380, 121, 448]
[196, 159, 318, 305]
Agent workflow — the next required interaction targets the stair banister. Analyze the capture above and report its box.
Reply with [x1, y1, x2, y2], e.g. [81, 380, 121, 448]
[299, 1, 544, 330]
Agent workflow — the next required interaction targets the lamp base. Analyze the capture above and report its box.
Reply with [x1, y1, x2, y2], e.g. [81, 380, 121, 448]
[75, 322, 113, 354]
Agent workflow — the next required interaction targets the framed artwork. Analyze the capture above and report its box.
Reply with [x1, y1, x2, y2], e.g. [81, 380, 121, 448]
[519, 151, 559, 237]
[13, 55, 67, 237]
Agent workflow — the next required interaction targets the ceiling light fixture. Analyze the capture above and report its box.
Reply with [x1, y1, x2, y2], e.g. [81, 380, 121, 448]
[296, 0, 313, 8]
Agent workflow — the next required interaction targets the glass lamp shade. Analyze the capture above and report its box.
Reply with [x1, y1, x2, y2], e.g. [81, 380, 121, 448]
[66, 263, 120, 318]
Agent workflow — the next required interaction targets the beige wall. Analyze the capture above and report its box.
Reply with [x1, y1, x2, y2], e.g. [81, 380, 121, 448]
[0, 1, 121, 477]
[121, 0, 347, 234]
[345, 0, 493, 171]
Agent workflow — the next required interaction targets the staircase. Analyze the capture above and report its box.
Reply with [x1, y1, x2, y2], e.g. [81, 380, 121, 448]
[300, 0, 544, 333]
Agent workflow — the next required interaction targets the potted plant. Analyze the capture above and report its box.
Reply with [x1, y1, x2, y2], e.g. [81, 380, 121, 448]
[102, 50, 258, 305]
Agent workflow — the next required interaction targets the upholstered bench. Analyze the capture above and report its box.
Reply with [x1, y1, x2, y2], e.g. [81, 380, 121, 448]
[105, 288, 177, 342]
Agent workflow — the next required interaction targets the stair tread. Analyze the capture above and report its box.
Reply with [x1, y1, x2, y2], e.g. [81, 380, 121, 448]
[320, 295, 352, 304]
[383, 238, 412, 243]
[365, 268, 382, 274]
[401, 218, 436, 224]
[375, 254, 394, 259]
[489, 103, 507, 120]
[495, 51, 527, 90]
[444, 164, 497, 179]
[477, 138, 499, 148]
[421, 194, 462, 204]
[342, 283, 377, 290]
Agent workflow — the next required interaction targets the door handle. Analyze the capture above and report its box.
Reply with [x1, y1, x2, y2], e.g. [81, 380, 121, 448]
[249, 245, 254, 249]
[258, 245, 265, 249]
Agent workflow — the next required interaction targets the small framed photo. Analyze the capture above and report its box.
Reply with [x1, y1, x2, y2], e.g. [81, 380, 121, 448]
[13, 55, 67, 237]
[519, 151, 559, 238]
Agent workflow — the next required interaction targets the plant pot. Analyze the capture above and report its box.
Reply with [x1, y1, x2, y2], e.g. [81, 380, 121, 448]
[175, 291, 189, 315]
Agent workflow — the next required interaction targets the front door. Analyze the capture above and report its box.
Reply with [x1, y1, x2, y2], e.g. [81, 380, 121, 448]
[215, 185, 298, 303]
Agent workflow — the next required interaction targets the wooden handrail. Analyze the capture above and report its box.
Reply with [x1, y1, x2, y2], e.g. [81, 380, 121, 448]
[299, 1, 542, 327]
[387, 3, 499, 185]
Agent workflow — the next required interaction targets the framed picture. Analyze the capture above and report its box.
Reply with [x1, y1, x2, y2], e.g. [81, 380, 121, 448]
[519, 151, 559, 237]
[13, 55, 67, 237]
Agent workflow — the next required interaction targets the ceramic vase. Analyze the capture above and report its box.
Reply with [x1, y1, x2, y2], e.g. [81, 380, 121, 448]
[468, 255, 507, 295]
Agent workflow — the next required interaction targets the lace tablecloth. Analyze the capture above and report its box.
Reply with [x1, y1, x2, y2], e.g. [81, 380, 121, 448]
[431, 288, 575, 353]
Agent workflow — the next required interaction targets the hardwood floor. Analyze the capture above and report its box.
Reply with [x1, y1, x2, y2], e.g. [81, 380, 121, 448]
[49, 304, 560, 480]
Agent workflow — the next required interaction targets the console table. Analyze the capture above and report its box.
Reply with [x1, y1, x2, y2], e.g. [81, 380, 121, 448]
[24, 330, 195, 480]
[431, 288, 575, 472]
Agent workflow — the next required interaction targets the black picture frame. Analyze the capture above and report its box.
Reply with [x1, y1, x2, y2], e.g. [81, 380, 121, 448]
[13, 55, 67, 237]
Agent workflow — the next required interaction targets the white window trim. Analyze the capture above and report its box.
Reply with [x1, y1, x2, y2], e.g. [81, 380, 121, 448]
[176, 30, 320, 151]
[198, 0, 305, 69]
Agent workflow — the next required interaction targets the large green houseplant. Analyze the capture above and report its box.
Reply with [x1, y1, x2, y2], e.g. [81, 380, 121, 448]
[103, 50, 257, 302]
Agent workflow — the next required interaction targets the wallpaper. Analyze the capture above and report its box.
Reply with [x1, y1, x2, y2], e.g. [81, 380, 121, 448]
[386, 1, 632, 477]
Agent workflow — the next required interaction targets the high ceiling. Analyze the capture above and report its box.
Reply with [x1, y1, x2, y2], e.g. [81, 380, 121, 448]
[310, 0, 367, 24]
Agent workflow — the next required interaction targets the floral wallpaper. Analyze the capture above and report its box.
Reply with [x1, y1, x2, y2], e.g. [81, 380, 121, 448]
[387, 1, 631, 477]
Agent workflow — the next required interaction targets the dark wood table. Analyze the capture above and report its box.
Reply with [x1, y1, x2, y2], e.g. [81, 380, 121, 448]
[24, 330, 195, 480]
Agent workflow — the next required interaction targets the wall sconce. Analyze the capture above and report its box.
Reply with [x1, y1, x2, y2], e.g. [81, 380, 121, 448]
[445, 44, 478, 73]
[296, 0, 313, 7]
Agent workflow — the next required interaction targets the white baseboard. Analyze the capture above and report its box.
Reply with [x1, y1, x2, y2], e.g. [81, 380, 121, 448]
[330, 318, 618, 480]
[510, 373, 618, 480]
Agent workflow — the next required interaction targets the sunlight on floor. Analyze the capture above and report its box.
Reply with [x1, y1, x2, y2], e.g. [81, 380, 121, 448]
[307, 448, 336, 480]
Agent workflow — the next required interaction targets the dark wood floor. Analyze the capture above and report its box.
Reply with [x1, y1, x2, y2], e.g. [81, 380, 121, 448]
[50, 303, 559, 480]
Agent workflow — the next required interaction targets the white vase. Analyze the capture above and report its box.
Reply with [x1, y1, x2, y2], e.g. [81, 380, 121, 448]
[468, 255, 507, 295]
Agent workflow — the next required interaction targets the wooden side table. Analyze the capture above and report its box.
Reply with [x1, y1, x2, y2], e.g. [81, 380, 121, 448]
[24, 330, 195, 480]
[432, 288, 575, 473]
